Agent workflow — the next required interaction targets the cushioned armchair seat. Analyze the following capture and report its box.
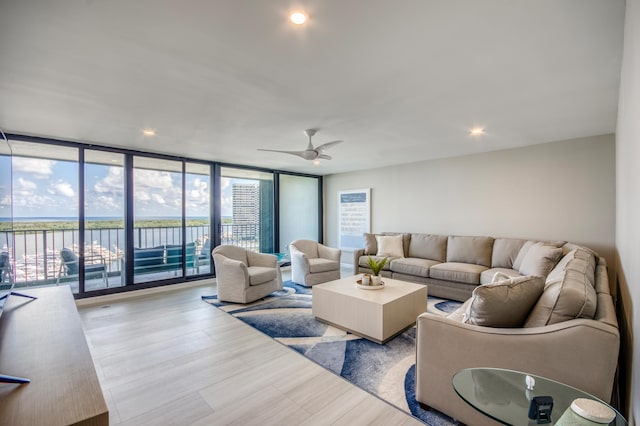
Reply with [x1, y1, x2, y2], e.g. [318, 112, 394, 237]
[213, 245, 282, 303]
[290, 239, 341, 286]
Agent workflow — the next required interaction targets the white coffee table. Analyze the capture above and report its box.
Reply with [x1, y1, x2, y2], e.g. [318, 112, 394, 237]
[312, 275, 428, 344]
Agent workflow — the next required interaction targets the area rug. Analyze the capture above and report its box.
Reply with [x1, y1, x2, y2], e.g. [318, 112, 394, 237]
[202, 281, 462, 425]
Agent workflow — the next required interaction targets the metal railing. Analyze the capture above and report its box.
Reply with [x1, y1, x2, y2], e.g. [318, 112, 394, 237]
[1, 223, 262, 286]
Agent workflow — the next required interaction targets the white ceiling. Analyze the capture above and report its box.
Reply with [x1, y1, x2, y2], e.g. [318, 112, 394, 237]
[0, 0, 625, 175]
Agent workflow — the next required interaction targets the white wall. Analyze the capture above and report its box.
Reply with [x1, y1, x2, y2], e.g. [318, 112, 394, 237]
[615, 0, 639, 421]
[325, 135, 615, 274]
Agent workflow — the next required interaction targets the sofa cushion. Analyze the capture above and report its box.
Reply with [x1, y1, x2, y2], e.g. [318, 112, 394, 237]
[308, 258, 339, 274]
[409, 234, 448, 262]
[524, 254, 597, 327]
[390, 257, 439, 278]
[463, 275, 545, 327]
[376, 234, 405, 258]
[248, 266, 277, 285]
[491, 238, 527, 268]
[518, 242, 563, 277]
[363, 233, 378, 255]
[429, 262, 488, 284]
[134, 246, 165, 268]
[358, 255, 393, 271]
[446, 236, 494, 267]
[480, 268, 522, 284]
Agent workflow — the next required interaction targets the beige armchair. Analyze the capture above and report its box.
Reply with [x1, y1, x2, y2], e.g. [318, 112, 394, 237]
[289, 240, 341, 286]
[212, 245, 282, 303]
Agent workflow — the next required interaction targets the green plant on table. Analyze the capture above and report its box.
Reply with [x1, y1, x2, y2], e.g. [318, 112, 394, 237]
[367, 256, 388, 276]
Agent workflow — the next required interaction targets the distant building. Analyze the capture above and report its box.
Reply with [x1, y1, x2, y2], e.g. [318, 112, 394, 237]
[232, 183, 259, 241]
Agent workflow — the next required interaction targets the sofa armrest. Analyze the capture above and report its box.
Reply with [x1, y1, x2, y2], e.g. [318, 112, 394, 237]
[215, 255, 250, 289]
[290, 246, 310, 274]
[415, 313, 619, 424]
[247, 251, 277, 268]
[318, 244, 341, 262]
[353, 249, 365, 274]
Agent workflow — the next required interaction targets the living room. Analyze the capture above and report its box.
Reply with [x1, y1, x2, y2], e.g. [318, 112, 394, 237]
[1, 0, 639, 425]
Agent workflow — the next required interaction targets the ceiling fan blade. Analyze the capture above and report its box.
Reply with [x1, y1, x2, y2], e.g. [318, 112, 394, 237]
[315, 140, 343, 152]
[318, 154, 332, 160]
[258, 148, 317, 160]
[258, 149, 309, 159]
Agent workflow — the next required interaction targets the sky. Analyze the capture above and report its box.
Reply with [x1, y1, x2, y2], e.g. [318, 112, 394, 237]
[0, 156, 245, 219]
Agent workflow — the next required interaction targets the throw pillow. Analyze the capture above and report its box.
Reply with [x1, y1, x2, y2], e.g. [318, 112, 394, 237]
[463, 275, 545, 327]
[518, 242, 563, 277]
[376, 234, 405, 258]
[363, 233, 378, 255]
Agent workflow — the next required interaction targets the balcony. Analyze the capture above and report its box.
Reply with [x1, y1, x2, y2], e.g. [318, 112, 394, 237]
[0, 223, 263, 293]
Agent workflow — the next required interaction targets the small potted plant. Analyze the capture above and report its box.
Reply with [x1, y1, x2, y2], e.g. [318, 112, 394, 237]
[366, 256, 388, 286]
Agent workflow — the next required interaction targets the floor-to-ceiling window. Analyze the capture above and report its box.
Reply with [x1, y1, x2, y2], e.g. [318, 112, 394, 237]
[186, 162, 211, 276]
[278, 174, 321, 253]
[0, 136, 12, 287]
[132, 156, 184, 284]
[84, 150, 125, 290]
[8, 141, 80, 292]
[220, 167, 274, 253]
[3, 135, 322, 297]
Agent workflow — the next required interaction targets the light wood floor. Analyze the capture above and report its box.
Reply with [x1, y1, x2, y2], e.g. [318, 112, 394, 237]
[77, 275, 424, 425]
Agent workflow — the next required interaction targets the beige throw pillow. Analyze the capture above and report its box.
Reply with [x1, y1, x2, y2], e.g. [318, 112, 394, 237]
[376, 234, 404, 258]
[463, 275, 545, 328]
[518, 242, 563, 277]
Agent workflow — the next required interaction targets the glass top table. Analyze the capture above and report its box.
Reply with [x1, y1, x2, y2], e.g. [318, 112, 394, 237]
[452, 368, 626, 426]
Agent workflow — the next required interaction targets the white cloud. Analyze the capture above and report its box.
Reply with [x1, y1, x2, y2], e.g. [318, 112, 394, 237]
[95, 167, 123, 194]
[49, 180, 75, 197]
[17, 177, 37, 191]
[12, 157, 56, 177]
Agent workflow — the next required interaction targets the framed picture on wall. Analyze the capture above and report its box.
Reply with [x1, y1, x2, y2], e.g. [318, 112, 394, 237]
[338, 188, 371, 250]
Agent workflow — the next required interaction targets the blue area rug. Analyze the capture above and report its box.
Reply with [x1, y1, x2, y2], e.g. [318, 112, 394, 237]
[202, 281, 462, 425]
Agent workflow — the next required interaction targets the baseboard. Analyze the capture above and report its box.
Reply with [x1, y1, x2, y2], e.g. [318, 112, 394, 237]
[75, 278, 216, 307]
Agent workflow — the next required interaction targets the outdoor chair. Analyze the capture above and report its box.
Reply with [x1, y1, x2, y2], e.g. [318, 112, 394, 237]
[0, 251, 13, 285]
[289, 239, 341, 286]
[212, 245, 282, 303]
[57, 248, 108, 287]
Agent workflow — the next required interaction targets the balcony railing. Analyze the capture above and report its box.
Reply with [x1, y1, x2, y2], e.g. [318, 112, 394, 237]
[0, 223, 262, 288]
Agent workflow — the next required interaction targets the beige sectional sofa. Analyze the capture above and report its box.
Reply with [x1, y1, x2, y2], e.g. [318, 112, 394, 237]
[354, 232, 619, 425]
[355, 233, 564, 301]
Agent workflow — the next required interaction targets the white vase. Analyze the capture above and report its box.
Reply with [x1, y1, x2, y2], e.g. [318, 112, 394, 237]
[371, 275, 382, 286]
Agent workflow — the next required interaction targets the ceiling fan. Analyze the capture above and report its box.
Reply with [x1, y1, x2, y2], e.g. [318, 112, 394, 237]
[258, 129, 343, 161]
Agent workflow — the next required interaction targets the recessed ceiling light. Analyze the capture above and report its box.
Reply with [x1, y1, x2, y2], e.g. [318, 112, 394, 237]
[313, 160, 321, 166]
[142, 129, 156, 136]
[470, 127, 484, 136]
[289, 11, 308, 25]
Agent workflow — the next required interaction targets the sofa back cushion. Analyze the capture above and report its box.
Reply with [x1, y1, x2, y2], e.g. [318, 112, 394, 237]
[363, 233, 378, 255]
[463, 275, 545, 327]
[491, 238, 527, 268]
[446, 236, 494, 267]
[134, 246, 165, 268]
[524, 249, 597, 327]
[409, 234, 448, 262]
[518, 242, 563, 277]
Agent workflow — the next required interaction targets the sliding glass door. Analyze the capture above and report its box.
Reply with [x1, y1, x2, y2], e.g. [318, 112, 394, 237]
[84, 150, 125, 290]
[186, 163, 211, 276]
[132, 157, 184, 284]
[279, 174, 320, 253]
[220, 167, 274, 253]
